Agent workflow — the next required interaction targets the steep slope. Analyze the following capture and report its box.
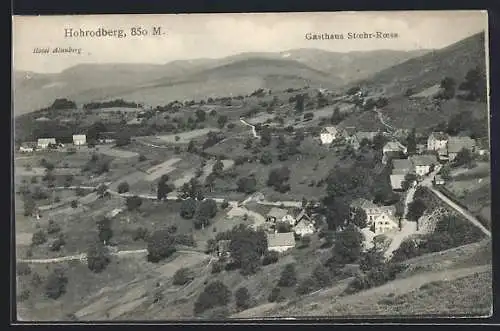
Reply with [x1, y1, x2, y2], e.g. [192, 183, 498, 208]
[352, 32, 487, 97]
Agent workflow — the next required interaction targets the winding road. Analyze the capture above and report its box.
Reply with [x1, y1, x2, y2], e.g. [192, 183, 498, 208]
[240, 118, 260, 139]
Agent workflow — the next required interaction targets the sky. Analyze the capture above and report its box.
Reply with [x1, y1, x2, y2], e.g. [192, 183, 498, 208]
[13, 11, 487, 73]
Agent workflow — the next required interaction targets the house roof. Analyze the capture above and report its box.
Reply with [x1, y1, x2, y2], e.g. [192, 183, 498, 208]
[374, 211, 398, 224]
[392, 158, 412, 170]
[35, 116, 51, 122]
[37, 138, 56, 144]
[73, 134, 86, 138]
[344, 126, 357, 136]
[321, 127, 338, 135]
[350, 198, 377, 209]
[429, 132, 448, 141]
[355, 132, 379, 141]
[390, 174, 406, 190]
[267, 232, 296, 247]
[447, 136, 476, 154]
[267, 207, 289, 219]
[292, 208, 310, 221]
[410, 154, 438, 166]
[383, 141, 407, 152]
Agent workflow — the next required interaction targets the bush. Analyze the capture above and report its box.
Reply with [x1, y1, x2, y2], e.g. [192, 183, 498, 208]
[70, 200, 78, 208]
[194, 281, 231, 315]
[47, 220, 61, 234]
[211, 261, 223, 274]
[173, 268, 194, 285]
[45, 268, 68, 299]
[235, 287, 251, 310]
[175, 233, 196, 247]
[180, 198, 197, 219]
[262, 250, 279, 265]
[126, 196, 142, 211]
[221, 200, 229, 209]
[278, 263, 297, 287]
[268, 287, 283, 302]
[32, 230, 47, 246]
[147, 230, 177, 263]
[86, 242, 111, 273]
[75, 187, 85, 196]
[132, 227, 149, 241]
[50, 235, 66, 251]
[296, 277, 317, 295]
[139, 154, 147, 162]
[117, 181, 130, 193]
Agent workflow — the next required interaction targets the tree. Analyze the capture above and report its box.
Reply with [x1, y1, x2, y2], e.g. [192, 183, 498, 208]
[71, 200, 78, 208]
[312, 264, 332, 287]
[196, 109, 206, 122]
[126, 196, 142, 211]
[260, 151, 273, 165]
[157, 176, 174, 200]
[32, 230, 47, 246]
[45, 267, 68, 299]
[212, 160, 224, 176]
[407, 199, 426, 223]
[268, 287, 282, 302]
[133, 227, 149, 241]
[439, 77, 456, 99]
[332, 224, 363, 265]
[173, 267, 194, 285]
[235, 287, 251, 310]
[260, 127, 272, 146]
[453, 148, 474, 168]
[97, 217, 113, 244]
[96, 184, 108, 198]
[147, 230, 177, 263]
[391, 239, 419, 263]
[23, 195, 36, 216]
[406, 128, 417, 155]
[115, 132, 132, 147]
[278, 263, 297, 287]
[295, 94, 305, 113]
[330, 107, 344, 125]
[267, 166, 291, 191]
[194, 281, 231, 315]
[180, 198, 197, 219]
[373, 133, 388, 151]
[217, 115, 228, 128]
[296, 277, 317, 295]
[195, 199, 218, 229]
[351, 207, 368, 228]
[117, 181, 130, 194]
[262, 250, 279, 265]
[86, 241, 111, 273]
[359, 248, 385, 271]
[228, 225, 268, 275]
[439, 164, 452, 180]
[459, 67, 486, 101]
[401, 173, 418, 191]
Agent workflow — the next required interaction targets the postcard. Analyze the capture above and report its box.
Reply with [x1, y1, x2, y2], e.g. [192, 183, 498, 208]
[12, 11, 491, 321]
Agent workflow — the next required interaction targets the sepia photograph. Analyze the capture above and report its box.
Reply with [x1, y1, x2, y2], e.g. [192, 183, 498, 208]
[12, 11, 492, 321]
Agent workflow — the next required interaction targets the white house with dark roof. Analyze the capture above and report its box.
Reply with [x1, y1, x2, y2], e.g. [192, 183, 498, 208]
[410, 154, 438, 176]
[37, 138, 56, 149]
[72, 134, 87, 146]
[447, 136, 476, 161]
[373, 211, 399, 234]
[383, 141, 408, 156]
[390, 174, 406, 191]
[350, 198, 396, 225]
[266, 232, 296, 253]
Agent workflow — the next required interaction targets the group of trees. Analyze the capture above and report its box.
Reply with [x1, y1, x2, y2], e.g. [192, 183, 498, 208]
[83, 99, 140, 110]
[436, 67, 486, 102]
[236, 175, 257, 194]
[180, 198, 218, 229]
[157, 175, 175, 200]
[267, 166, 291, 193]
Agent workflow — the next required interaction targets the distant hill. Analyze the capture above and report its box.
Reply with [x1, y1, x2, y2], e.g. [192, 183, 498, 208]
[13, 48, 429, 116]
[352, 32, 487, 97]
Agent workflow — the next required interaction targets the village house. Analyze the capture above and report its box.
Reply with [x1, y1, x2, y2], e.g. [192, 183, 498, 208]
[373, 211, 399, 234]
[433, 174, 445, 186]
[392, 158, 413, 175]
[266, 232, 296, 253]
[294, 217, 315, 237]
[350, 198, 396, 225]
[216, 240, 231, 258]
[72, 134, 87, 146]
[37, 138, 57, 150]
[447, 136, 476, 161]
[390, 174, 406, 191]
[319, 126, 339, 145]
[349, 131, 379, 150]
[19, 142, 37, 153]
[427, 132, 448, 151]
[410, 154, 438, 176]
[382, 141, 408, 164]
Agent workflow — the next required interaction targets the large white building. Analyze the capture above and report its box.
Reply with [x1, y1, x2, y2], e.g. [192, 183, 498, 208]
[266, 232, 296, 253]
[427, 132, 448, 151]
[72, 134, 87, 146]
[37, 138, 56, 149]
[319, 126, 339, 145]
